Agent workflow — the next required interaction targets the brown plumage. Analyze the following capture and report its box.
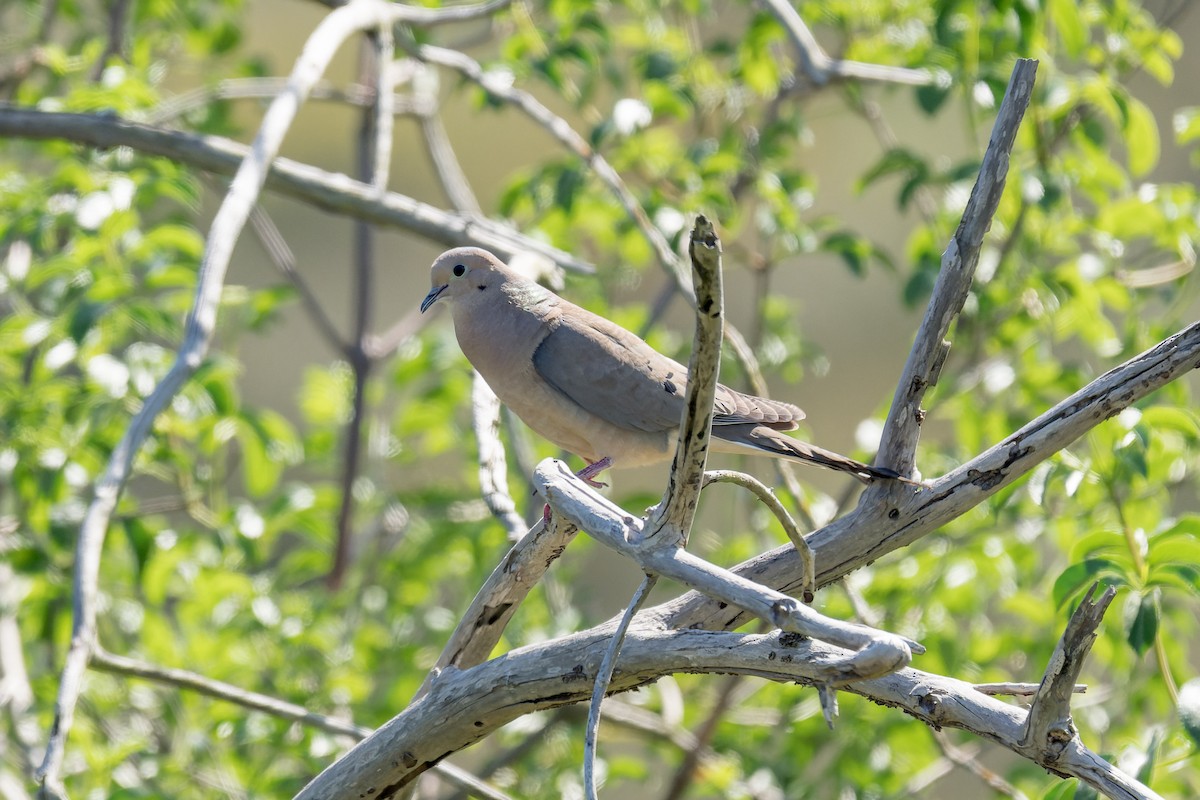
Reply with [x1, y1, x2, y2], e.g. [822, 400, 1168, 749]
[421, 247, 901, 483]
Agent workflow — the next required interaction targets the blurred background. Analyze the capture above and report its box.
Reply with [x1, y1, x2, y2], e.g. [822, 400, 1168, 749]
[3, 0, 1200, 798]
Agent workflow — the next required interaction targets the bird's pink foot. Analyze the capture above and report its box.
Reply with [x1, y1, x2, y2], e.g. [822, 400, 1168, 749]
[544, 457, 614, 523]
[577, 457, 613, 489]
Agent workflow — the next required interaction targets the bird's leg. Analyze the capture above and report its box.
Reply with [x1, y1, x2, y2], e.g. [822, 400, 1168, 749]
[542, 457, 614, 522]
[576, 457, 612, 489]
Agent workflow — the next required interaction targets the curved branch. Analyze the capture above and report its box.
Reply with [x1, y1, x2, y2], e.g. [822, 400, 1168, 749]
[0, 108, 595, 274]
[758, 0, 935, 87]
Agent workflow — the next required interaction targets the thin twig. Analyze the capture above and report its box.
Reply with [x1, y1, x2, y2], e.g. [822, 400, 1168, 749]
[204, 172, 348, 354]
[328, 27, 386, 590]
[932, 729, 1029, 799]
[418, 101, 483, 215]
[584, 574, 658, 800]
[91, 646, 371, 738]
[89, 647, 514, 800]
[151, 77, 432, 125]
[90, 0, 131, 82]
[371, 27, 394, 194]
[364, 306, 433, 361]
[758, 0, 934, 87]
[661, 673, 743, 800]
[471, 375, 527, 541]
[702, 470, 815, 602]
[410, 41, 691, 293]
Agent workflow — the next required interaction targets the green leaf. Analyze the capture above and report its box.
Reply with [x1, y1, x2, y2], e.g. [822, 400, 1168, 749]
[236, 409, 301, 498]
[1123, 96, 1160, 177]
[823, 231, 873, 277]
[915, 82, 952, 116]
[856, 148, 927, 195]
[1136, 729, 1161, 784]
[1125, 590, 1158, 656]
[1049, 0, 1087, 57]
[1053, 559, 1122, 608]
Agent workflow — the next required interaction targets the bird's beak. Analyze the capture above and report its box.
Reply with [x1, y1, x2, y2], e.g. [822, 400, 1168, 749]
[421, 284, 448, 313]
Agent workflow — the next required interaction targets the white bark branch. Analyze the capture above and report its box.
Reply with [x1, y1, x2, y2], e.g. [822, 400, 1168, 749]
[470, 375, 527, 542]
[758, 0, 936, 87]
[652, 317, 1200, 634]
[874, 57, 1039, 478]
[647, 216, 723, 541]
[0, 108, 594, 274]
[536, 458, 917, 679]
[295, 627, 1153, 799]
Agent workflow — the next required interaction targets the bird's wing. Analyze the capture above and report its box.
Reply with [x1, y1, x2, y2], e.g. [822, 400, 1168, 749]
[532, 307, 807, 434]
[532, 311, 687, 433]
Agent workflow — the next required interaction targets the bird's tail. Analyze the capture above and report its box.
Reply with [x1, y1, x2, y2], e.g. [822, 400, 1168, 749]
[716, 424, 915, 484]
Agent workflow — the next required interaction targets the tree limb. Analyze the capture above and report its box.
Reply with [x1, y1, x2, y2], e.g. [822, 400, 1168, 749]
[0, 108, 595, 274]
[874, 57, 1039, 478]
[646, 216, 723, 542]
[758, 0, 936, 87]
[653, 317, 1200, 634]
[294, 627, 1154, 799]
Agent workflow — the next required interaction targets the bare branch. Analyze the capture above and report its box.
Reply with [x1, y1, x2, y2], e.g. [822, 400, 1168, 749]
[328, 27, 388, 591]
[647, 217, 723, 541]
[294, 628, 1147, 799]
[703, 470, 815, 602]
[150, 77, 434, 125]
[0, 108, 595, 274]
[1023, 585, 1116, 755]
[536, 459, 918, 678]
[90, 648, 515, 800]
[758, 0, 935, 87]
[90, 0, 131, 82]
[584, 574, 658, 800]
[414, 513, 577, 696]
[91, 646, 370, 739]
[471, 375, 527, 541]
[874, 58, 1039, 477]
[656, 318, 1200, 634]
[212, 171, 348, 354]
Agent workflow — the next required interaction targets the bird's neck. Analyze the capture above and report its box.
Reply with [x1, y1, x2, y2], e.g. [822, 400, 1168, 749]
[451, 280, 558, 379]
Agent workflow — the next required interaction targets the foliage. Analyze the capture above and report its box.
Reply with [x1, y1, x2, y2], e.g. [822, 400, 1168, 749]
[1, 0, 1198, 798]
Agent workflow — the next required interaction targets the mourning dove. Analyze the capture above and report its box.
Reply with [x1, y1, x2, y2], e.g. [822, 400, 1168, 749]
[421, 247, 902, 483]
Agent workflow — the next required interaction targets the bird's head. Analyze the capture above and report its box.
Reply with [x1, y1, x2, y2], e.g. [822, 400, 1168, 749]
[421, 247, 511, 313]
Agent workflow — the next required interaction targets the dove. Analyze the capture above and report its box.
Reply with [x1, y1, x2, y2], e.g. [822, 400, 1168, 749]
[420, 247, 902, 484]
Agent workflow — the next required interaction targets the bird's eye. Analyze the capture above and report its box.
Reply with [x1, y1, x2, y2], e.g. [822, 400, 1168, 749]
[452, 264, 466, 277]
